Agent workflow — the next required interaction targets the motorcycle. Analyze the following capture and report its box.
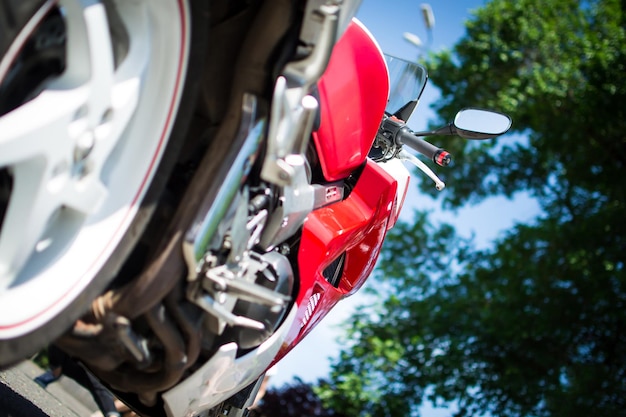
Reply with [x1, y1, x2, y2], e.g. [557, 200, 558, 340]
[0, 0, 510, 415]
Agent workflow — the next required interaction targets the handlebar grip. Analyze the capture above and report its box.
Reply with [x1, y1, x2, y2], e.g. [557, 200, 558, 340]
[398, 128, 452, 167]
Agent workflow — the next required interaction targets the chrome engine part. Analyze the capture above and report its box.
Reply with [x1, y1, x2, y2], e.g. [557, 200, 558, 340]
[188, 183, 294, 348]
[193, 249, 293, 349]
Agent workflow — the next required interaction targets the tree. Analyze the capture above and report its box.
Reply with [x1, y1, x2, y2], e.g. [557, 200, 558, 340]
[251, 378, 346, 417]
[316, 0, 626, 416]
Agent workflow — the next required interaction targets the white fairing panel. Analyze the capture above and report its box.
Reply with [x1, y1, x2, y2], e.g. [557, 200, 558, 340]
[162, 305, 298, 417]
[377, 158, 411, 229]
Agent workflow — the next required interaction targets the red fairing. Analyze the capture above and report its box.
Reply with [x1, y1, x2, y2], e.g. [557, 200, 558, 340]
[275, 160, 398, 362]
[312, 19, 389, 181]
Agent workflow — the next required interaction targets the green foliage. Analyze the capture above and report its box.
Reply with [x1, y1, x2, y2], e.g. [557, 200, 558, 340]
[252, 377, 346, 417]
[317, 214, 473, 417]
[32, 347, 50, 370]
[420, 0, 626, 209]
[317, 0, 626, 416]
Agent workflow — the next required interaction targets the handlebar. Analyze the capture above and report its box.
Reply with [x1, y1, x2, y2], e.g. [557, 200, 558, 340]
[375, 116, 450, 191]
[397, 126, 452, 167]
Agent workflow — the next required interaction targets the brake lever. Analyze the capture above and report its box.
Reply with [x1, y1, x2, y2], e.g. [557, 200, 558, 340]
[397, 149, 446, 191]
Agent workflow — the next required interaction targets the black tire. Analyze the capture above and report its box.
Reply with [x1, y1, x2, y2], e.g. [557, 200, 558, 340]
[0, 0, 208, 367]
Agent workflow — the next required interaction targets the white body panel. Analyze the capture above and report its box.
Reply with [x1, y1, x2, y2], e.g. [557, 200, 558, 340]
[162, 305, 298, 417]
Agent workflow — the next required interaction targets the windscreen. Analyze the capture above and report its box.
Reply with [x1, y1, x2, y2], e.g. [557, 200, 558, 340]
[384, 54, 428, 121]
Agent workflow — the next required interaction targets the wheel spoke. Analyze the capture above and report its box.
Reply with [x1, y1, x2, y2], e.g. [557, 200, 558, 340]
[0, 87, 88, 167]
[62, 0, 144, 177]
[0, 160, 59, 284]
[82, 1, 116, 126]
[61, 176, 108, 215]
[89, 76, 141, 174]
[0, 155, 108, 286]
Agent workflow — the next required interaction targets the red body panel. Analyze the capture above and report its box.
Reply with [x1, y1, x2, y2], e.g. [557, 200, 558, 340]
[312, 20, 389, 181]
[275, 160, 398, 362]
[273, 19, 394, 365]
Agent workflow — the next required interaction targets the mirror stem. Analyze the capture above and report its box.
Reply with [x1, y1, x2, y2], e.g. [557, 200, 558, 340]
[412, 123, 455, 137]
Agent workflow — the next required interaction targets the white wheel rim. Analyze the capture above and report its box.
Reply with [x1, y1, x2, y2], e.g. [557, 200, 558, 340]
[0, 0, 190, 337]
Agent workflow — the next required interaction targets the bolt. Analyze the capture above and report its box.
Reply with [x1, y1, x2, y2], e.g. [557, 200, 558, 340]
[278, 243, 290, 255]
[74, 131, 95, 162]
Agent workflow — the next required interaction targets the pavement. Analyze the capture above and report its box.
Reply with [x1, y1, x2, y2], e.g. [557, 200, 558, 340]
[0, 360, 102, 417]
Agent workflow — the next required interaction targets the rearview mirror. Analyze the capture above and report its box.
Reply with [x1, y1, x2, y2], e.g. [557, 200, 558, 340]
[412, 108, 512, 140]
[453, 109, 512, 139]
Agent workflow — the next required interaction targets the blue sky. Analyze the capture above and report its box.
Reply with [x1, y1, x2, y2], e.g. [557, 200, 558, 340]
[357, 0, 488, 131]
[270, 1, 541, 415]
[357, 0, 484, 58]
[353, 0, 540, 244]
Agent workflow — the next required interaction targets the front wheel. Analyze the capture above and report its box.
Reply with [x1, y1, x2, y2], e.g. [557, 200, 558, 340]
[0, 0, 207, 366]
